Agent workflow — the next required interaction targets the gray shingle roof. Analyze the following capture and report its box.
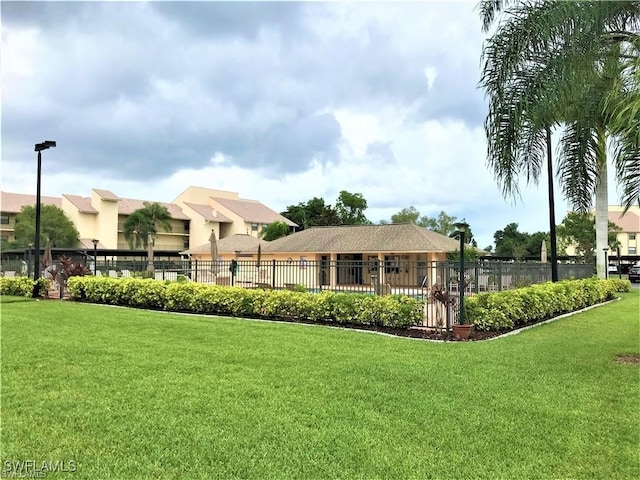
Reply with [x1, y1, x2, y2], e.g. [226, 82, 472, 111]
[609, 211, 640, 232]
[183, 202, 233, 223]
[261, 223, 461, 253]
[1, 192, 61, 213]
[117, 197, 190, 220]
[211, 197, 297, 227]
[62, 194, 98, 214]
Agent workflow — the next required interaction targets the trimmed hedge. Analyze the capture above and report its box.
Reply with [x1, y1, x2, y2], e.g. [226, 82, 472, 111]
[465, 278, 631, 331]
[0, 277, 50, 297]
[66, 277, 424, 328]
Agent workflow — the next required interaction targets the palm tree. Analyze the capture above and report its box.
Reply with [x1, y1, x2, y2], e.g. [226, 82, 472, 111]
[123, 202, 172, 249]
[480, 0, 640, 278]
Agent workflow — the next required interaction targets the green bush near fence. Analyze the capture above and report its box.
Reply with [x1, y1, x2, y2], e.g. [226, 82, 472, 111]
[10, 275, 629, 333]
[466, 278, 631, 331]
[0, 277, 50, 297]
[66, 277, 424, 328]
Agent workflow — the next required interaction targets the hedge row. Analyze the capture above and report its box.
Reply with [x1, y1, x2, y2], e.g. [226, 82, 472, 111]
[0, 277, 50, 297]
[465, 278, 631, 331]
[66, 277, 424, 328]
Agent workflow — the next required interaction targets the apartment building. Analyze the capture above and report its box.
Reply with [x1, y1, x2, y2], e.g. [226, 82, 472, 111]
[0, 192, 61, 244]
[608, 205, 640, 256]
[0, 186, 296, 252]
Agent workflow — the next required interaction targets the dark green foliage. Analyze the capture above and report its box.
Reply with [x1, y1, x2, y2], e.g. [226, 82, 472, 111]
[557, 211, 622, 260]
[281, 197, 341, 230]
[12, 205, 80, 248]
[123, 202, 172, 249]
[281, 191, 370, 230]
[335, 190, 370, 225]
[259, 221, 291, 241]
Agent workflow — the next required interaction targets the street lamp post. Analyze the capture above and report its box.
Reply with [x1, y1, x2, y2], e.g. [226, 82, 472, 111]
[92, 239, 99, 275]
[617, 247, 622, 279]
[603, 248, 609, 279]
[32, 140, 56, 298]
[453, 221, 469, 326]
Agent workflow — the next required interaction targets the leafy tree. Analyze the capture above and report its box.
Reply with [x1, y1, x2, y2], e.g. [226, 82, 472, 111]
[335, 190, 370, 225]
[526, 231, 550, 258]
[480, 0, 640, 278]
[556, 212, 622, 261]
[390, 206, 422, 225]
[123, 202, 172, 249]
[387, 207, 476, 244]
[281, 197, 342, 230]
[260, 221, 291, 241]
[493, 223, 529, 258]
[447, 246, 482, 263]
[12, 205, 80, 248]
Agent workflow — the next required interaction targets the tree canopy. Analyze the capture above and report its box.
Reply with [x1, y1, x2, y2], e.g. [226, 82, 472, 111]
[11, 205, 80, 248]
[492, 223, 549, 259]
[281, 191, 370, 230]
[384, 207, 476, 245]
[259, 221, 291, 241]
[479, 0, 640, 277]
[556, 212, 622, 261]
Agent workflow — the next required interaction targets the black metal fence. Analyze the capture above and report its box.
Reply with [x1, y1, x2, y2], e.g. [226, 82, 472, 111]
[3, 257, 595, 328]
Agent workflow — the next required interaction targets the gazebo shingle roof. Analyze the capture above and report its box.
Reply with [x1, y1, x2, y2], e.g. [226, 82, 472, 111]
[261, 223, 461, 253]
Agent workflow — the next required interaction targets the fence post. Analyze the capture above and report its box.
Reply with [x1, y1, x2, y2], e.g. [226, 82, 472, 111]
[194, 259, 198, 283]
[271, 259, 276, 289]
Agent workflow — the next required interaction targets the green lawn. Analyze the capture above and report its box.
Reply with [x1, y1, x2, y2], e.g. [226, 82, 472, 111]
[1, 293, 638, 479]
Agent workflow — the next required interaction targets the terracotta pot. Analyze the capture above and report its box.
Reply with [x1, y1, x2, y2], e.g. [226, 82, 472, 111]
[452, 324, 474, 340]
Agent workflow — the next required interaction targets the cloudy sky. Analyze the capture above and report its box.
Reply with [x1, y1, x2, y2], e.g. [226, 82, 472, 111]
[1, 1, 617, 248]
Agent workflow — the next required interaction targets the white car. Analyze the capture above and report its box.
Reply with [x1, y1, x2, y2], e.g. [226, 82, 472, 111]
[608, 264, 619, 274]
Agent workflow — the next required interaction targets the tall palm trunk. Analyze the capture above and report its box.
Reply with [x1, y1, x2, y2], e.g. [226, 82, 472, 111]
[594, 127, 608, 278]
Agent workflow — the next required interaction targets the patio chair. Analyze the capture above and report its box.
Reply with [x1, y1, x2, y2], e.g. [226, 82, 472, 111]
[108, 270, 118, 278]
[121, 269, 131, 278]
[4, 271, 15, 278]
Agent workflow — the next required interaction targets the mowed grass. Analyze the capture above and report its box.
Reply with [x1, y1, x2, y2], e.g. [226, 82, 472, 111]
[1, 293, 638, 479]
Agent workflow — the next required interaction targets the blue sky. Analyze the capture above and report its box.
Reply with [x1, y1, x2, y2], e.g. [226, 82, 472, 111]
[3, 1, 615, 248]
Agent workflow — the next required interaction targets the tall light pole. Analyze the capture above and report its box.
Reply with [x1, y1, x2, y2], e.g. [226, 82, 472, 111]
[453, 221, 469, 325]
[32, 140, 56, 298]
[92, 239, 99, 275]
[603, 247, 609, 280]
[546, 128, 559, 282]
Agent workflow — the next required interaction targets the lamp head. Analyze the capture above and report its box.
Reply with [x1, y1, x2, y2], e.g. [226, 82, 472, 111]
[453, 221, 469, 234]
[92, 239, 99, 247]
[35, 140, 57, 152]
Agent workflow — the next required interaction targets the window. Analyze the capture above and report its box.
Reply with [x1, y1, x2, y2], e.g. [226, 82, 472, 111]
[251, 223, 258, 231]
[183, 239, 190, 249]
[629, 247, 637, 255]
[0, 214, 9, 225]
[183, 220, 190, 232]
[629, 233, 636, 241]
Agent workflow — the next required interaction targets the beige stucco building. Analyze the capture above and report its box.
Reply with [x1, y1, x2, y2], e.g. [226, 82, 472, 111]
[608, 205, 640, 256]
[1, 186, 296, 252]
[562, 205, 640, 257]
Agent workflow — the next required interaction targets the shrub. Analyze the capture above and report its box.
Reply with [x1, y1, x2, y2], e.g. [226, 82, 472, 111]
[466, 278, 630, 331]
[66, 277, 424, 329]
[0, 277, 50, 297]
